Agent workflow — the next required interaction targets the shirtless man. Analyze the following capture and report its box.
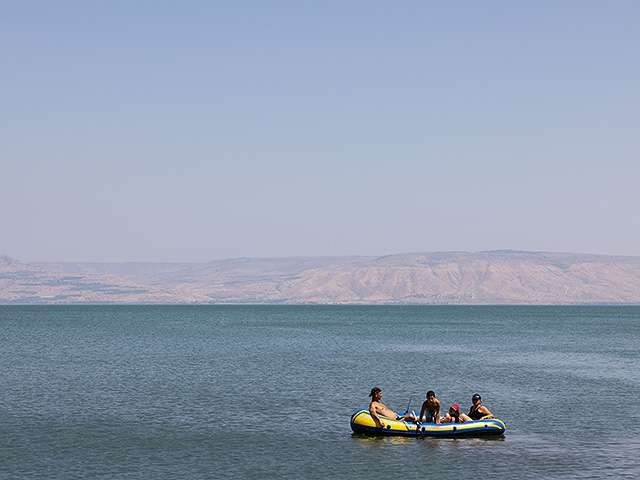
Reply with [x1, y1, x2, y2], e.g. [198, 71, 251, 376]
[419, 390, 441, 424]
[368, 387, 417, 427]
[441, 404, 473, 423]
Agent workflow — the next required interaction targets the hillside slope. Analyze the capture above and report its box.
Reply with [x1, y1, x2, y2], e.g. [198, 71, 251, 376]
[2, 251, 640, 304]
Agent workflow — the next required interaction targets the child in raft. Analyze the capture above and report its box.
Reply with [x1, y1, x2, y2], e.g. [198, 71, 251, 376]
[419, 390, 441, 423]
[440, 404, 473, 423]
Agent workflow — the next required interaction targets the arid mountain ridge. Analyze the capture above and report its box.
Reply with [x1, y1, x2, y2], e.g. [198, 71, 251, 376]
[2, 251, 640, 305]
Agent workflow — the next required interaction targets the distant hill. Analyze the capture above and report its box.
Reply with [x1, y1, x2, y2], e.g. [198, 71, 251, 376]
[2, 251, 640, 304]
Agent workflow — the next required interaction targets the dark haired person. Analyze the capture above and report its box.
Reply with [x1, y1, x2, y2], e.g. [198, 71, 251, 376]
[368, 387, 417, 427]
[468, 393, 494, 420]
[441, 404, 473, 423]
[419, 390, 441, 424]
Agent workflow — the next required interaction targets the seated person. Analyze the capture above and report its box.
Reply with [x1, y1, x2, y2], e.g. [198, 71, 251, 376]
[440, 404, 472, 423]
[468, 393, 494, 420]
[419, 390, 441, 424]
[368, 387, 418, 427]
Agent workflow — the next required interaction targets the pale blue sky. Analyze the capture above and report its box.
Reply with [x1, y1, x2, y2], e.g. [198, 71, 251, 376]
[2, 1, 639, 262]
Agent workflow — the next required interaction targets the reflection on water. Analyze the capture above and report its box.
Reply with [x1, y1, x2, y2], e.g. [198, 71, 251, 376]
[351, 434, 418, 447]
[352, 433, 506, 451]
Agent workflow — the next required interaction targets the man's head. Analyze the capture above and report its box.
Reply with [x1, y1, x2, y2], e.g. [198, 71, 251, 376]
[369, 387, 382, 398]
[426, 390, 435, 399]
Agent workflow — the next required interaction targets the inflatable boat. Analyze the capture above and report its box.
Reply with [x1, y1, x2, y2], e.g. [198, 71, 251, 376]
[350, 408, 506, 437]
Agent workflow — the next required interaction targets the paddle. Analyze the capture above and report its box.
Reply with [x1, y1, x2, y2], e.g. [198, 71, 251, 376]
[403, 396, 424, 437]
[412, 409, 424, 438]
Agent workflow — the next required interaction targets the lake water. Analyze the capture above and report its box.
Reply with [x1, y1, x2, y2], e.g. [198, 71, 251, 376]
[1, 305, 639, 479]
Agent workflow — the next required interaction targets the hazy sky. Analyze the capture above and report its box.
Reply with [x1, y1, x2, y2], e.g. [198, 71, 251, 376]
[2, 1, 639, 262]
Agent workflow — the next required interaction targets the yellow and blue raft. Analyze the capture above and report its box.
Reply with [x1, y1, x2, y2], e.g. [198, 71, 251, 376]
[350, 409, 506, 437]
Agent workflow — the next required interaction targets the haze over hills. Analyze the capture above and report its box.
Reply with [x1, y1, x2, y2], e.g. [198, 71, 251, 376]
[2, 251, 640, 305]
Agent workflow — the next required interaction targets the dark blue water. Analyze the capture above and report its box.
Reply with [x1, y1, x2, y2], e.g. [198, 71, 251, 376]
[1, 306, 639, 479]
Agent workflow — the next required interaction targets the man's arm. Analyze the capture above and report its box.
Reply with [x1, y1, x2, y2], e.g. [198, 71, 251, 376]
[369, 404, 384, 427]
[419, 401, 427, 423]
[434, 400, 441, 424]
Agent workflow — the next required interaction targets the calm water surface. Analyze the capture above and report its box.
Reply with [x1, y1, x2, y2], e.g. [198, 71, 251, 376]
[1, 305, 639, 479]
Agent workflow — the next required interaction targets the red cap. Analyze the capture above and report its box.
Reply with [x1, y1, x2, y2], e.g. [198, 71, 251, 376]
[450, 404, 459, 412]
